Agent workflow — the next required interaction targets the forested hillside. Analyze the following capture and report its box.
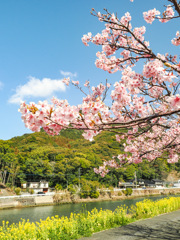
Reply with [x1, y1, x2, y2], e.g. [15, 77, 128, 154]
[0, 129, 179, 189]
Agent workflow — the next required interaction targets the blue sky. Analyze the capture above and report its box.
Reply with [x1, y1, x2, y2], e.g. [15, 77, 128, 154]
[0, 0, 178, 140]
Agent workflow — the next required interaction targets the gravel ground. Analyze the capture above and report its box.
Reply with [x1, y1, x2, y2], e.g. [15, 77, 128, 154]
[80, 210, 180, 240]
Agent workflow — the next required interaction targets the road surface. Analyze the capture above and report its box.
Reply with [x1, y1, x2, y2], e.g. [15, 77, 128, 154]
[80, 210, 180, 240]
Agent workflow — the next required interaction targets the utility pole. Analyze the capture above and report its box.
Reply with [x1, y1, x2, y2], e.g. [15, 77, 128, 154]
[66, 178, 68, 189]
[134, 171, 137, 189]
[78, 168, 81, 190]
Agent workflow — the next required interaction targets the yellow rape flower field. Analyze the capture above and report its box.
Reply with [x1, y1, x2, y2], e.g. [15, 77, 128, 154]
[0, 197, 180, 240]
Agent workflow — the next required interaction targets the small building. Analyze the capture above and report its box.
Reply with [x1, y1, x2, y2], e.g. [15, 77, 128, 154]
[119, 179, 164, 189]
[137, 179, 145, 187]
[119, 181, 135, 189]
[144, 180, 156, 188]
[152, 179, 164, 187]
[119, 179, 145, 188]
[21, 181, 49, 193]
[144, 179, 164, 188]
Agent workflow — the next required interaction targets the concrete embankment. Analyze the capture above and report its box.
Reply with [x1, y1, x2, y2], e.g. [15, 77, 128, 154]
[0, 187, 180, 209]
[126, 187, 180, 197]
[0, 195, 54, 209]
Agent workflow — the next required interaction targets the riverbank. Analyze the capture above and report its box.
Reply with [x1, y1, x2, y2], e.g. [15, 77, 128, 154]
[0, 187, 180, 210]
[0, 197, 180, 240]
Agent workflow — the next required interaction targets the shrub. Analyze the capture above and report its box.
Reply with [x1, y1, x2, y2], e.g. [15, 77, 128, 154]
[55, 184, 63, 191]
[100, 189, 106, 196]
[14, 187, 21, 195]
[118, 191, 122, 196]
[90, 191, 100, 198]
[108, 186, 114, 198]
[123, 188, 133, 196]
[108, 186, 114, 191]
[5, 183, 12, 188]
[79, 190, 90, 199]
[80, 179, 100, 199]
[68, 184, 76, 195]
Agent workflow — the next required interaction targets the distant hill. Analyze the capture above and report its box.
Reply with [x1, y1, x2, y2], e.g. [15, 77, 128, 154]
[0, 129, 179, 188]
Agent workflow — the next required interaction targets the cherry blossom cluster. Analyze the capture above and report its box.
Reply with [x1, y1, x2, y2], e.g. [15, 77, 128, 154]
[159, 5, 175, 23]
[20, 0, 180, 177]
[19, 82, 112, 141]
[143, 8, 160, 24]
[167, 95, 180, 108]
[143, 5, 175, 24]
[172, 31, 180, 46]
[82, 11, 151, 74]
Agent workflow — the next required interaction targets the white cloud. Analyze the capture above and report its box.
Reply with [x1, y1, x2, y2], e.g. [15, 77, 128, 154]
[60, 70, 77, 78]
[9, 76, 66, 104]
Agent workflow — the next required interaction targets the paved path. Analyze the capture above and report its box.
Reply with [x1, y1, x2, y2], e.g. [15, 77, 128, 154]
[80, 210, 180, 240]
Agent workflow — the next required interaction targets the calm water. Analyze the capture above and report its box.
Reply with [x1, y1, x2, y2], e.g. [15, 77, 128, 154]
[0, 194, 179, 225]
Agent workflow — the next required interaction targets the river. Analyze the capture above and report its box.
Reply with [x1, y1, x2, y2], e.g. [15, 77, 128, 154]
[0, 194, 179, 225]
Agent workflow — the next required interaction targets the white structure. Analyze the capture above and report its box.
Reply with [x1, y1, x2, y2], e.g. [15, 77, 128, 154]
[174, 180, 180, 188]
[22, 181, 49, 193]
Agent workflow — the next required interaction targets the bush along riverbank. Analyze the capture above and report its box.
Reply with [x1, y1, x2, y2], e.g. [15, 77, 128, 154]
[0, 197, 180, 240]
[0, 187, 180, 210]
[53, 187, 180, 205]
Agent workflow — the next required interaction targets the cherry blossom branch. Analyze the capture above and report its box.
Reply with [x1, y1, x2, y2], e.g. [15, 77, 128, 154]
[19, 1, 180, 177]
[168, 0, 180, 15]
[101, 109, 180, 128]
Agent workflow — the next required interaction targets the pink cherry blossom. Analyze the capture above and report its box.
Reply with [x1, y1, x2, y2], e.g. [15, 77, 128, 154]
[72, 80, 79, 85]
[143, 8, 160, 24]
[82, 32, 92, 46]
[62, 77, 70, 86]
[159, 5, 174, 23]
[84, 80, 90, 87]
[20, 2, 180, 176]
[172, 31, 180, 46]
[167, 95, 180, 109]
